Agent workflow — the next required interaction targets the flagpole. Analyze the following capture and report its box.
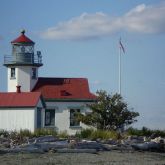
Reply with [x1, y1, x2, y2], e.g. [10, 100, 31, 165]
[119, 45, 121, 95]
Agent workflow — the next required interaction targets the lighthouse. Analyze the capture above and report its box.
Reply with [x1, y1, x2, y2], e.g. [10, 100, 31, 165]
[1, 30, 97, 134]
[4, 30, 43, 92]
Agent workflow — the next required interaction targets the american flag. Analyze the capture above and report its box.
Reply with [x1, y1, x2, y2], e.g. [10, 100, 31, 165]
[119, 38, 125, 53]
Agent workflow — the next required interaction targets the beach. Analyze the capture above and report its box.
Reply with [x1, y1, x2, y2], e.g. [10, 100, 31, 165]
[0, 151, 165, 165]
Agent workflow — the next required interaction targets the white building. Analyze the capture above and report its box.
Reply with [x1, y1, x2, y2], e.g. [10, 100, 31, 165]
[0, 90, 44, 132]
[0, 30, 96, 135]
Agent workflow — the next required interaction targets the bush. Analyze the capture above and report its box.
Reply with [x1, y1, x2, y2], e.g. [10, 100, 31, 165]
[58, 131, 69, 139]
[90, 130, 120, 140]
[76, 129, 120, 140]
[19, 129, 33, 138]
[33, 128, 57, 137]
[75, 129, 93, 139]
[0, 130, 9, 137]
[127, 127, 165, 137]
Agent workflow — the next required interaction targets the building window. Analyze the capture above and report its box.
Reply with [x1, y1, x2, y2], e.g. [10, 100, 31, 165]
[10, 68, 15, 79]
[45, 109, 55, 126]
[32, 68, 37, 79]
[70, 109, 80, 127]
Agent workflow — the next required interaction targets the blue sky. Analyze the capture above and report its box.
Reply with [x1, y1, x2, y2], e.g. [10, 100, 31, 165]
[0, 0, 165, 129]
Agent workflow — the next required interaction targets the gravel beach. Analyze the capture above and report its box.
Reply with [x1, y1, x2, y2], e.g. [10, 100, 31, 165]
[0, 151, 165, 165]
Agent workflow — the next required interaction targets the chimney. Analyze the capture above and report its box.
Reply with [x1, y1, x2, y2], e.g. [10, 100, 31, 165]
[16, 85, 21, 93]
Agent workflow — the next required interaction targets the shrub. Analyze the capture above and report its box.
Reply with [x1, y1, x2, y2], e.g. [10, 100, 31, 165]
[90, 130, 120, 140]
[76, 129, 120, 140]
[75, 129, 93, 139]
[33, 128, 57, 137]
[0, 129, 9, 137]
[58, 131, 69, 139]
[19, 129, 33, 138]
[127, 127, 165, 137]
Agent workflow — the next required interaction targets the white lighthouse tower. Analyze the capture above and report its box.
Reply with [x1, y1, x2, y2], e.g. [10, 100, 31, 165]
[4, 30, 43, 92]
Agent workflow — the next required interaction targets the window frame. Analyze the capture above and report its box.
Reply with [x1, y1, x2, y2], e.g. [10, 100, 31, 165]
[45, 109, 55, 127]
[70, 109, 81, 127]
[10, 68, 16, 79]
[32, 68, 37, 79]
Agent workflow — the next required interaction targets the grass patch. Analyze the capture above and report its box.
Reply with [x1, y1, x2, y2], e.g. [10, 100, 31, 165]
[127, 127, 165, 137]
[76, 129, 120, 140]
[58, 131, 69, 139]
[0, 128, 57, 139]
[0, 129, 9, 137]
[33, 128, 57, 137]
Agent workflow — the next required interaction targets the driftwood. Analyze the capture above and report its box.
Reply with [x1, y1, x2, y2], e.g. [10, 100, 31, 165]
[131, 142, 162, 151]
[55, 148, 97, 154]
[0, 135, 165, 154]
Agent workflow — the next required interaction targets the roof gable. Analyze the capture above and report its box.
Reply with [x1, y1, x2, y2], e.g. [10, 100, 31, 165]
[32, 77, 96, 100]
[0, 92, 41, 107]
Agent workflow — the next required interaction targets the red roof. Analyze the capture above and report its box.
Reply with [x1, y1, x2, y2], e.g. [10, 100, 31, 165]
[0, 92, 41, 107]
[32, 77, 96, 100]
[11, 31, 34, 44]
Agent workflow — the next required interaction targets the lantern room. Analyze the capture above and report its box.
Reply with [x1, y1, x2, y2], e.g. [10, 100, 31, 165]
[4, 30, 42, 67]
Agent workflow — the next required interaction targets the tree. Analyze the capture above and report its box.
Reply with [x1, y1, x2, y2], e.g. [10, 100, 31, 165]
[77, 90, 139, 131]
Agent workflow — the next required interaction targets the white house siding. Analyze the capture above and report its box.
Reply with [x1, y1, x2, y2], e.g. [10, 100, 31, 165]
[44, 101, 92, 135]
[7, 67, 17, 92]
[7, 66, 38, 92]
[0, 108, 35, 132]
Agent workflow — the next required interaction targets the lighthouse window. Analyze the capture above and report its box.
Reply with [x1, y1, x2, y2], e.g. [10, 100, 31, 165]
[10, 68, 15, 79]
[21, 46, 25, 53]
[32, 68, 37, 79]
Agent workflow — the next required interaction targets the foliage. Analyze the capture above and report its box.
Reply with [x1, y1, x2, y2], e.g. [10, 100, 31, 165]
[90, 130, 120, 140]
[127, 127, 165, 137]
[0, 129, 9, 137]
[77, 90, 139, 130]
[19, 129, 33, 138]
[75, 129, 120, 140]
[33, 128, 57, 137]
[0, 129, 57, 139]
[58, 131, 69, 139]
[75, 129, 93, 139]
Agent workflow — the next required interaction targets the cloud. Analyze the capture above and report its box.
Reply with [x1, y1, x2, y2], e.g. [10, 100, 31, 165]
[40, 2, 165, 41]
[123, 3, 165, 33]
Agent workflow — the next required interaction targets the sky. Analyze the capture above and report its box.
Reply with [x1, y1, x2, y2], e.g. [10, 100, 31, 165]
[0, 0, 165, 129]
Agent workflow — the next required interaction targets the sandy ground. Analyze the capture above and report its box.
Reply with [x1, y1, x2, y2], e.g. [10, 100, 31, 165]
[0, 151, 165, 165]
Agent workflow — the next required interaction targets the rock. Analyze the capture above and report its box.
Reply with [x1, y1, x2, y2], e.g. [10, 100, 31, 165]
[0, 144, 44, 154]
[131, 142, 161, 151]
[0, 137, 10, 149]
[55, 148, 98, 154]
[0, 135, 4, 138]
[34, 141, 69, 152]
[29, 135, 57, 144]
[0, 137, 10, 143]
[150, 133, 157, 139]
[151, 137, 165, 143]
[76, 141, 109, 151]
